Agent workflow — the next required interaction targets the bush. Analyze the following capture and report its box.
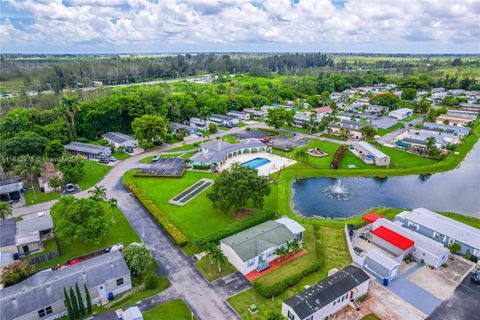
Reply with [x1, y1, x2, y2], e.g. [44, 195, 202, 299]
[252, 263, 321, 298]
[122, 243, 154, 276]
[1, 260, 35, 287]
[200, 211, 276, 245]
[144, 272, 159, 289]
[124, 180, 189, 247]
[331, 145, 346, 169]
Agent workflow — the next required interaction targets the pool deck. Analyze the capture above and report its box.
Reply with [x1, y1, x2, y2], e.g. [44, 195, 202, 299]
[219, 152, 296, 176]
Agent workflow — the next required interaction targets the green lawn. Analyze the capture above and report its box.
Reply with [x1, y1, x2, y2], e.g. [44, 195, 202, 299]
[37, 205, 140, 270]
[361, 314, 382, 320]
[228, 224, 351, 319]
[280, 125, 309, 134]
[78, 161, 111, 190]
[22, 238, 59, 261]
[377, 122, 403, 136]
[237, 122, 248, 127]
[112, 151, 131, 161]
[143, 299, 194, 320]
[223, 134, 240, 144]
[321, 133, 348, 141]
[140, 152, 194, 163]
[168, 143, 201, 152]
[218, 125, 230, 131]
[24, 185, 61, 206]
[194, 254, 236, 281]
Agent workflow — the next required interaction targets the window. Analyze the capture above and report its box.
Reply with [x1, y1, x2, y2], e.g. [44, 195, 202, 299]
[305, 316, 313, 320]
[287, 310, 295, 320]
[248, 258, 256, 267]
[46, 306, 52, 315]
[448, 238, 455, 245]
[333, 301, 336, 306]
[38, 309, 46, 318]
[116, 277, 124, 286]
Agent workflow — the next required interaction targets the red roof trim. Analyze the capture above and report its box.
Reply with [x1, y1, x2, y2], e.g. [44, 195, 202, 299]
[372, 226, 414, 250]
[362, 213, 384, 223]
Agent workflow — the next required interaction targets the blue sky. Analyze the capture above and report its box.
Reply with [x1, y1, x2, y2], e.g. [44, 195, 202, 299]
[1, 0, 479, 54]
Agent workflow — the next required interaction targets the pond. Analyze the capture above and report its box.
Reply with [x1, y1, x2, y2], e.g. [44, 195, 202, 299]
[291, 142, 480, 218]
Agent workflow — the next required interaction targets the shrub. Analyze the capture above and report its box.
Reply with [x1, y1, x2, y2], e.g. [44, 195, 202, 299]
[1, 260, 35, 287]
[144, 272, 159, 290]
[122, 242, 154, 276]
[331, 145, 346, 169]
[200, 211, 276, 245]
[124, 180, 188, 247]
[252, 263, 321, 298]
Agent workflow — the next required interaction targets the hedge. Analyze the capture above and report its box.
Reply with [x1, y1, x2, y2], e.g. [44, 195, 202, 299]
[124, 181, 189, 247]
[331, 145, 346, 169]
[252, 262, 321, 298]
[199, 210, 277, 245]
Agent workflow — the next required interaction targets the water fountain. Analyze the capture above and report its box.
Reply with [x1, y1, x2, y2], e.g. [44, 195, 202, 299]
[322, 179, 355, 201]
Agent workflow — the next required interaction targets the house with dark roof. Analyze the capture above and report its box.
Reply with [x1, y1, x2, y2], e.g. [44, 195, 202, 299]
[329, 120, 367, 139]
[65, 142, 111, 159]
[0, 178, 24, 203]
[169, 122, 198, 136]
[220, 217, 305, 275]
[209, 113, 239, 128]
[101, 132, 137, 148]
[0, 251, 131, 320]
[281, 265, 370, 320]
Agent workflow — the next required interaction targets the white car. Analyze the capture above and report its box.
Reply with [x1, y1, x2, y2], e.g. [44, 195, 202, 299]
[66, 183, 75, 193]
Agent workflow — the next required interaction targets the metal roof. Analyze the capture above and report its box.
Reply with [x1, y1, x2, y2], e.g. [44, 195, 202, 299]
[398, 208, 480, 250]
[221, 220, 295, 262]
[101, 132, 135, 144]
[372, 226, 414, 250]
[65, 142, 110, 155]
[210, 113, 236, 121]
[190, 139, 265, 164]
[0, 218, 16, 247]
[0, 178, 23, 194]
[365, 249, 400, 270]
[283, 265, 370, 319]
[0, 251, 130, 320]
[357, 141, 389, 159]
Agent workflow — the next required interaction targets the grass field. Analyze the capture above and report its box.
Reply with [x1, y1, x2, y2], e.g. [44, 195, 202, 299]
[112, 151, 131, 160]
[228, 224, 351, 319]
[168, 143, 201, 152]
[195, 254, 236, 281]
[281, 124, 309, 134]
[143, 299, 194, 320]
[376, 122, 403, 136]
[79, 161, 111, 190]
[24, 184, 61, 206]
[37, 205, 140, 270]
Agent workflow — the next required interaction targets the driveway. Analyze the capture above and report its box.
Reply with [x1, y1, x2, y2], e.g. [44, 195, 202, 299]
[428, 272, 480, 320]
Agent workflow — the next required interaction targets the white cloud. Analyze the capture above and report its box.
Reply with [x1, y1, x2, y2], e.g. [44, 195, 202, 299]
[2, 0, 479, 52]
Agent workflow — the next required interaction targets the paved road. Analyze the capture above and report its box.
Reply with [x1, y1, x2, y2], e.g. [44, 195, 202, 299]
[427, 272, 480, 320]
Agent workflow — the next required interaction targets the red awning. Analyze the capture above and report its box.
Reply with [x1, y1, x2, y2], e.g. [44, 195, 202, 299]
[372, 226, 414, 250]
[362, 212, 384, 223]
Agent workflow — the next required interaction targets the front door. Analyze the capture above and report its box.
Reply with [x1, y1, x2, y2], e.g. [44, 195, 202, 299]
[258, 254, 265, 263]
[22, 245, 29, 254]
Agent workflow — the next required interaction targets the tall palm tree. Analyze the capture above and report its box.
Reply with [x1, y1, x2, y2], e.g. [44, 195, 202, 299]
[88, 185, 107, 201]
[198, 107, 211, 122]
[60, 94, 79, 139]
[0, 202, 13, 220]
[204, 242, 217, 266]
[14, 156, 43, 200]
[108, 198, 117, 223]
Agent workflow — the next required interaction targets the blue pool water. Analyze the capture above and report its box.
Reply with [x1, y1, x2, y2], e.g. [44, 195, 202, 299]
[241, 157, 271, 169]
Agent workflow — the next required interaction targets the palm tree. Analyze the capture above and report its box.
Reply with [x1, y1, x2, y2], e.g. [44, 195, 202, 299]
[198, 106, 211, 122]
[60, 94, 80, 139]
[288, 240, 301, 255]
[211, 246, 227, 273]
[108, 198, 117, 223]
[14, 156, 43, 200]
[0, 202, 13, 220]
[88, 185, 107, 201]
[203, 242, 217, 266]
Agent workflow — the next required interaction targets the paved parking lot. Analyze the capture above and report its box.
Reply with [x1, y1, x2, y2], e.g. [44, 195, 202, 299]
[428, 271, 480, 320]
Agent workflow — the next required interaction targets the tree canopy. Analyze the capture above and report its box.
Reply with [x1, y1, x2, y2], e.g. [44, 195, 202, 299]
[266, 107, 294, 129]
[131, 114, 168, 149]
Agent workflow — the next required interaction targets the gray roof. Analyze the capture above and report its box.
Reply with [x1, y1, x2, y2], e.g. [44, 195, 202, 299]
[331, 120, 367, 130]
[17, 213, 53, 235]
[221, 220, 295, 262]
[0, 251, 130, 320]
[0, 178, 23, 194]
[0, 218, 16, 247]
[65, 142, 110, 155]
[101, 132, 135, 144]
[210, 114, 236, 121]
[397, 208, 480, 250]
[170, 122, 197, 130]
[370, 116, 398, 129]
[402, 137, 427, 146]
[190, 139, 265, 164]
[283, 265, 370, 319]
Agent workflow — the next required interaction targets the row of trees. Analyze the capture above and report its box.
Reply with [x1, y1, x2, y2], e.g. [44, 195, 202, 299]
[64, 283, 92, 320]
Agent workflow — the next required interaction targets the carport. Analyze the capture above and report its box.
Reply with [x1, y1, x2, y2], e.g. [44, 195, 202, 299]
[364, 249, 401, 282]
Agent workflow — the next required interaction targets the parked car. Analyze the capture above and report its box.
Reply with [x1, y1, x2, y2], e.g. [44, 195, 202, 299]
[471, 270, 480, 285]
[66, 183, 75, 193]
[125, 147, 134, 153]
[98, 158, 110, 164]
[107, 157, 117, 162]
[152, 155, 160, 162]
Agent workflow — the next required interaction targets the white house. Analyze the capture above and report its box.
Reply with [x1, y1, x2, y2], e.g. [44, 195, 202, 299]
[101, 132, 137, 148]
[220, 217, 305, 275]
[388, 108, 413, 120]
[226, 111, 250, 121]
[282, 265, 370, 320]
[189, 117, 210, 130]
[64, 142, 111, 159]
[243, 108, 267, 119]
[350, 141, 391, 167]
[209, 114, 239, 127]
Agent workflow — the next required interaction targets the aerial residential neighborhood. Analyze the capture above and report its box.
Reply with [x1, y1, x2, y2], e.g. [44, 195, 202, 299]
[1, 1, 480, 320]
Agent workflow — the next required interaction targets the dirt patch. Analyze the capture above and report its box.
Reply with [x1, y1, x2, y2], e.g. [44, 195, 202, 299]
[231, 208, 256, 221]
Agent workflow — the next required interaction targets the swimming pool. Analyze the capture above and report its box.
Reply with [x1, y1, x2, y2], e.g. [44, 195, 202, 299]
[241, 157, 271, 169]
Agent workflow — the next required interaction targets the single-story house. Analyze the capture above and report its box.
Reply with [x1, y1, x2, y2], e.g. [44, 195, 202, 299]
[436, 114, 472, 127]
[65, 142, 111, 159]
[101, 132, 137, 148]
[372, 218, 450, 268]
[220, 217, 305, 275]
[393, 129, 460, 155]
[388, 108, 413, 120]
[447, 109, 478, 120]
[170, 122, 198, 136]
[422, 122, 471, 136]
[365, 104, 385, 115]
[209, 114, 239, 128]
[0, 211, 54, 257]
[395, 208, 480, 258]
[369, 116, 398, 129]
[364, 249, 401, 282]
[0, 178, 24, 203]
[243, 108, 267, 119]
[189, 139, 268, 168]
[293, 111, 316, 128]
[282, 265, 370, 320]
[350, 141, 391, 167]
[0, 251, 132, 320]
[337, 112, 355, 121]
[226, 111, 250, 121]
[189, 117, 210, 130]
[39, 162, 60, 193]
[329, 120, 367, 139]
